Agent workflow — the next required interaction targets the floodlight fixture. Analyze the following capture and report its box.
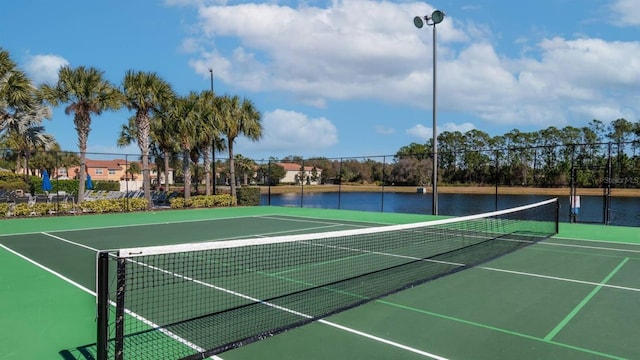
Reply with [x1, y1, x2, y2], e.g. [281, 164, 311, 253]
[413, 10, 445, 28]
[431, 10, 445, 24]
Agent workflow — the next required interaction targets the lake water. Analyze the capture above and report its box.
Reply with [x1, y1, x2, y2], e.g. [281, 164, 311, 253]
[261, 192, 640, 227]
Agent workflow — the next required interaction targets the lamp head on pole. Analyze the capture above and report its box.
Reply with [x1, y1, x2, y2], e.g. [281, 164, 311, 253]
[431, 10, 445, 24]
[413, 9, 445, 28]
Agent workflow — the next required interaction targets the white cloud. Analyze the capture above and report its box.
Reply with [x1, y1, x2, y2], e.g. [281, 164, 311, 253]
[192, 0, 466, 101]
[442, 122, 476, 133]
[406, 122, 475, 141]
[375, 125, 395, 135]
[177, 0, 640, 130]
[406, 124, 431, 140]
[610, 0, 640, 26]
[24, 54, 69, 84]
[238, 109, 338, 156]
[180, 38, 201, 53]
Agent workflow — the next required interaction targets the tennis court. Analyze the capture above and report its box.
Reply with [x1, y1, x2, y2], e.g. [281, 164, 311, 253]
[1, 204, 639, 360]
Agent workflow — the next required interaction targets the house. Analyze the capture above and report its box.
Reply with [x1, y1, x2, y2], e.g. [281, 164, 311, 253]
[276, 163, 322, 185]
[64, 159, 174, 186]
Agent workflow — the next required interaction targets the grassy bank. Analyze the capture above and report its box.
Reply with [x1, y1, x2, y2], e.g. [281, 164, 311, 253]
[258, 184, 640, 197]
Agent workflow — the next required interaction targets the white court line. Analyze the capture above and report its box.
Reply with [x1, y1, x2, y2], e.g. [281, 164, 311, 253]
[0, 214, 283, 237]
[191, 223, 348, 244]
[0, 243, 95, 297]
[541, 241, 640, 254]
[260, 215, 384, 228]
[479, 266, 640, 292]
[552, 236, 640, 246]
[42, 232, 100, 252]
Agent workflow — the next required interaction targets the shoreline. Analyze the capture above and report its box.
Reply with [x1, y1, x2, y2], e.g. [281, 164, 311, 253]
[257, 184, 640, 197]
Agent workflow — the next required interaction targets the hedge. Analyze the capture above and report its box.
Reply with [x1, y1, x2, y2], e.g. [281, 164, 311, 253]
[169, 194, 237, 209]
[236, 187, 260, 206]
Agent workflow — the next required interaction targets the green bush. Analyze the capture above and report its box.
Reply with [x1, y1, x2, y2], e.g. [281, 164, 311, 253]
[11, 203, 35, 216]
[169, 194, 236, 209]
[46, 179, 119, 195]
[236, 187, 260, 206]
[0, 172, 29, 192]
[79, 198, 147, 213]
[92, 181, 120, 191]
[6, 201, 78, 217]
[0, 203, 10, 217]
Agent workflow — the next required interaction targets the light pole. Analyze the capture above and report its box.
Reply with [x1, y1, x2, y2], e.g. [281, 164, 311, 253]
[414, 9, 445, 215]
[209, 68, 216, 195]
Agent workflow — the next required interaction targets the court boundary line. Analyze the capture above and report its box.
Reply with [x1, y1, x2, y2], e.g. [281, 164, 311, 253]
[480, 266, 640, 293]
[0, 243, 95, 296]
[544, 258, 630, 341]
[374, 298, 625, 360]
[0, 214, 292, 237]
[541, 241, 640, 254]
[551, 236, 640, 246]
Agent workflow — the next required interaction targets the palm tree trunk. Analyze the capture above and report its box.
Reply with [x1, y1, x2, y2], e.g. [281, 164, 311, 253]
[136, 113, 152, 209]
[75, 113, 92, 203]
[228, 141, 236, 198]
[163, 150, 170, 191]
[203, 148, 211, 196]
[182, 149, 191, 201]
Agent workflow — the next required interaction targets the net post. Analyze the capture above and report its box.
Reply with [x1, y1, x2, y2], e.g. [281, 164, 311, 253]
[115, 257, 126, 360]
[96, 252, 110, 360]
[554, 198, 560, 234]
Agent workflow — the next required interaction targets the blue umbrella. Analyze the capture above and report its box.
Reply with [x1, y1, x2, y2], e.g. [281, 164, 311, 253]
[86, 174, 93, 190]
[41, 169, 53, 192]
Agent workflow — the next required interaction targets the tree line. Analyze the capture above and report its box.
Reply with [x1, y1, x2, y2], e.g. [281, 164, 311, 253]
[260, 119, 640, 189]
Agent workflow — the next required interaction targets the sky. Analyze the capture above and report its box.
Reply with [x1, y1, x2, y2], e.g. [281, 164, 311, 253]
[2, 0, 640, 161]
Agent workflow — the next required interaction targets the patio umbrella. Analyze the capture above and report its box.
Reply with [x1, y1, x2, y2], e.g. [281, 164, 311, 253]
[41, 170, 53, 192]
[86, 174, 93, 190]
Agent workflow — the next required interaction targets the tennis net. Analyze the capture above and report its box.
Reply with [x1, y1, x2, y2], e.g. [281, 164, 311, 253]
[96, 198, 558, 360]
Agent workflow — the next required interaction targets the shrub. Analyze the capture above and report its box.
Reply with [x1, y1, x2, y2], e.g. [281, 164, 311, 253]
[236, 187, 260, 206]
[79, 198, 148, 213]
[169, 194, 236, 209]
[0, 172, 29, 192]
[12, 203, 34, 217]
[0, 203, 10, 217]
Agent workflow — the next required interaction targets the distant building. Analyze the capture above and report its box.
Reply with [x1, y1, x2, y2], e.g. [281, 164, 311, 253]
[64, 159, 174, 185]
[276, 163, 322, 185]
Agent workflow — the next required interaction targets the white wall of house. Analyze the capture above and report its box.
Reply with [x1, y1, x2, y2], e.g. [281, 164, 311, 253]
[119, 180, 144, 192]
[281, 169, 322, 185]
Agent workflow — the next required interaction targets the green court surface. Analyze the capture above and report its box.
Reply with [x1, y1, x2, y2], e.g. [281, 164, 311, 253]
[1, 206, 639, 360]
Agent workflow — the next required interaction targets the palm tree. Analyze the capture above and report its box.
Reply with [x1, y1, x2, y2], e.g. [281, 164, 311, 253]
[150, 108, 180, 192]
[168, 93, 199, 201]
[2, 124, 56, 175]
[40, 66, 121, 202]
[2, 80, 54, 176]
[193, 90, 223, 195]
[218, 95, 262, 198]
[121, 70, 174, 209]
[117, 114, 178, 191]
[234, 154, 256, 185]
[1, 48, 35, 134]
